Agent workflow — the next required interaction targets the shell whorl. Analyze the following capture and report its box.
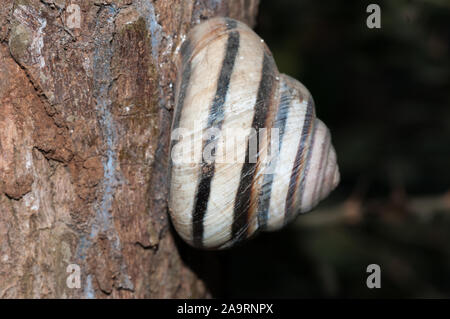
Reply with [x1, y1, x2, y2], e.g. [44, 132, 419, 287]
[169, 17, 339, 249]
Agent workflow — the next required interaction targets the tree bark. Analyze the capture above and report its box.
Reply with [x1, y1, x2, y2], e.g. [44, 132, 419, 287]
[0, 0, 259, 298]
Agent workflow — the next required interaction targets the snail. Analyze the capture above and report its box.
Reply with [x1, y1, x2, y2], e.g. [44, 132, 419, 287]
[168, 17, 339, 249]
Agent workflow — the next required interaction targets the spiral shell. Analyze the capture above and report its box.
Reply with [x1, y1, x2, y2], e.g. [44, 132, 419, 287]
[169, 17, 339, 249]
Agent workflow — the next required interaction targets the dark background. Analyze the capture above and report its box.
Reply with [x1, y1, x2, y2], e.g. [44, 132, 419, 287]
[179, 0, 450, 298]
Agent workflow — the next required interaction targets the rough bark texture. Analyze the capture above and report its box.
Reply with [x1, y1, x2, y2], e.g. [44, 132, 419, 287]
[0, 0, 259, 298]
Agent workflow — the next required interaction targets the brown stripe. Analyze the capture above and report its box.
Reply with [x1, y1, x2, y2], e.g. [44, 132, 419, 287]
[312, 129, 331, 207]
[257, 81, 291, 230]
[284, 96, 315, 222]
[232, 52, 277, 244]
[192, 31, 240, 248]
[295, 114, 318, 215]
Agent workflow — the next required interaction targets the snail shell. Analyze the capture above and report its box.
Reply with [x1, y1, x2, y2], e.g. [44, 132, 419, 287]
[169, 17, 339, 249]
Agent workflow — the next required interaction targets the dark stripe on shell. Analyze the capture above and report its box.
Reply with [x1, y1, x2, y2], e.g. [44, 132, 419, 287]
[257, 81, 291, 229]
[284, 96, 315, 222]
[294, 109, 317, 217]
[312, 129, 331, 207]
[225, 18, 237, 30]
[192, 31, 241, 248]
[232, 52, 277, 243]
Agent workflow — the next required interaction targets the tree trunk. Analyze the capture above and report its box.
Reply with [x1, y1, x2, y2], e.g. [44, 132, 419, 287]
[0, 0, 259, 298]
